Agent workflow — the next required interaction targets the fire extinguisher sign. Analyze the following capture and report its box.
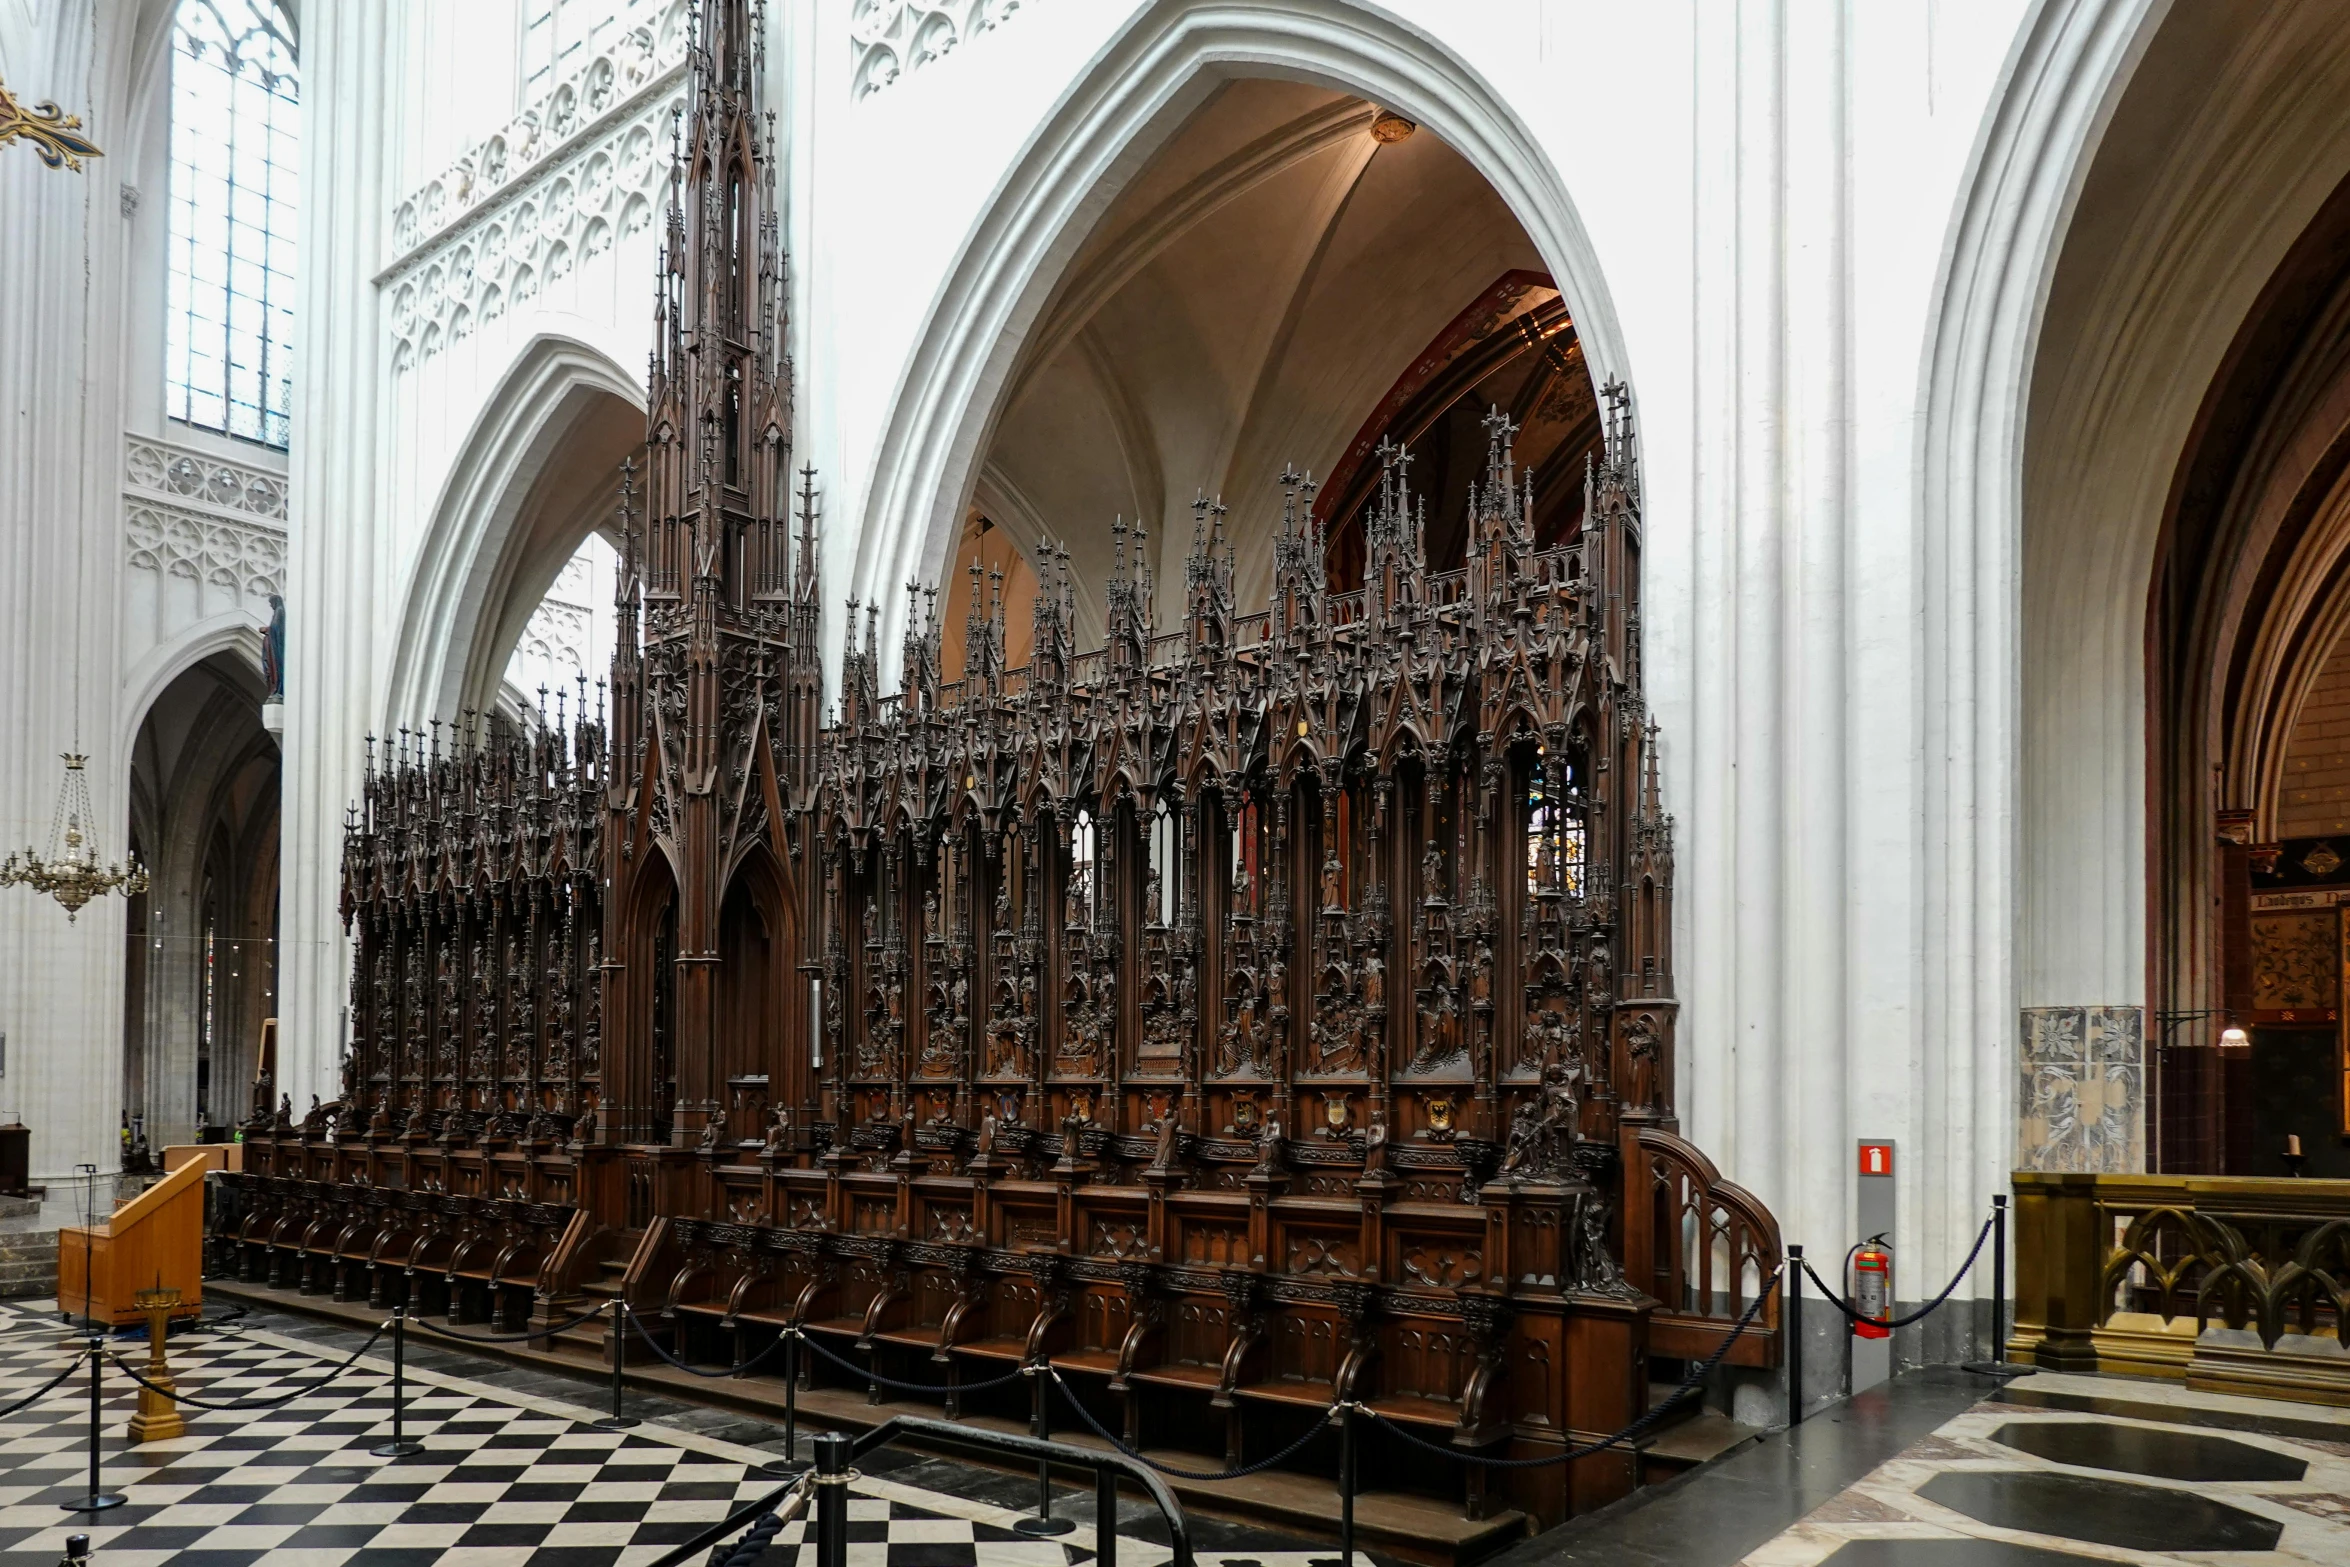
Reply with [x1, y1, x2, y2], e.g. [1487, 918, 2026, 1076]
[1858, 1141, 1893, 1177]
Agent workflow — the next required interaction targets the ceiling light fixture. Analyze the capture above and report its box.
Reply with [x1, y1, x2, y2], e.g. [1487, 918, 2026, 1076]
[1, 268, 141, 923]
[0, 755, 147, 921]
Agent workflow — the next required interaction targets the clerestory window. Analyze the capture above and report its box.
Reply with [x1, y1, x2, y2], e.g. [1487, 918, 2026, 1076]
[166, 0, 299, 449]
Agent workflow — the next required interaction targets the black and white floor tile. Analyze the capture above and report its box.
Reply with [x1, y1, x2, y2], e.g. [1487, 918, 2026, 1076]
[0, 1305, 1338, 1567]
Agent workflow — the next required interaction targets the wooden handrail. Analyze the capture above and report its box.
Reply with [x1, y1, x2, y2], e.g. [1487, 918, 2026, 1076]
[78, 1156, 206, 1235]
[2011, 1170, 2350, 1401]
[1623, 1125, 1783, 1366]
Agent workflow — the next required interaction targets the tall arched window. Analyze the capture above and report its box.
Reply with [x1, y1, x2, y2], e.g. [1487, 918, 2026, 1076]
[167, 1, 298, 448]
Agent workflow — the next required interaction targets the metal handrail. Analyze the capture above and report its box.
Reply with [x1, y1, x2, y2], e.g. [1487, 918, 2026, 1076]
[851, 1412, 1194, 1567]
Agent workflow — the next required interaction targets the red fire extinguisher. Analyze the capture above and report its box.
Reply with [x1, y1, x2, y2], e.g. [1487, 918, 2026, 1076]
[1848, 1234, 1893, 1340]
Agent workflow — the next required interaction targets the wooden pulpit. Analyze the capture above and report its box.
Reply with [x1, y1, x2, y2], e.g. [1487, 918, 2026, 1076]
[56, 1156, 205, 1327]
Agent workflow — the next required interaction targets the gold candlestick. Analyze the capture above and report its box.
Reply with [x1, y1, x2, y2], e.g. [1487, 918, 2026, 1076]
[126, 1285, 185, 1443]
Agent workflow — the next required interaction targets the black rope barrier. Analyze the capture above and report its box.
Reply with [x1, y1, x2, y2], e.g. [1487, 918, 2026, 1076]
[1799, 1215, 1994, 1333]
[706, 1479, 806, 1567]
[640, 1469, 818, 1567]
[108, 1320, 390, 1413]
[1047, 1369, 1340, 1482]
[1367, 1265, 1785, 1469]
[405, 1298, 613, 1343]
[709, 1504, 786, 1567]
[0, 1354, 89, 1419]
[794, 1325, 1033, 1394]
[626, 1310, 794, 1380]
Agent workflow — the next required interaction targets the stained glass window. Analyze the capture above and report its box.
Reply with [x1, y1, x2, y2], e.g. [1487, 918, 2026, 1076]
[166, 0, 298, 449]
[1069, 810, 1096, 925]
[1528, 754, 1586, 901]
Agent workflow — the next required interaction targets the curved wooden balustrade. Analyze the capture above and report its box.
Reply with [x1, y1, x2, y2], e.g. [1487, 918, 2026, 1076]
[1623, 1126, 1782, 1366]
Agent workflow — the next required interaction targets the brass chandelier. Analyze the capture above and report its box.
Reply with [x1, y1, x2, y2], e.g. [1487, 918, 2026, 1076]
[1, 753, 147, 921]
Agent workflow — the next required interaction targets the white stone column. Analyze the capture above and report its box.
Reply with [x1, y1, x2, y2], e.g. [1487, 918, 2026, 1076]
[0, 0, 142, 1181]
[1678, 0, 2046, 1342]
[280, 0, 396, 1110]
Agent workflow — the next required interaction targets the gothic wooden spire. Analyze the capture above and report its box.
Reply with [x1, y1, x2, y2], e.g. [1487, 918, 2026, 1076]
[640, 0, 794, 618]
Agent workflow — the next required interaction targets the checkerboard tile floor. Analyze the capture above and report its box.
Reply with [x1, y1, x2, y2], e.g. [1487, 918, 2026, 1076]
[0, 1304, 1341, 1567]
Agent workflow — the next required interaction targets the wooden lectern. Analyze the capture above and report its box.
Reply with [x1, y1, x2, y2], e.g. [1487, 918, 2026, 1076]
[56, 1157, 205, 1327]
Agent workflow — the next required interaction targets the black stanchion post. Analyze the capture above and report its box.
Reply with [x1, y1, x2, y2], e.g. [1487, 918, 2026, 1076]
[1339, 1401, 1356, 1567]
[63, 1331, 123, 1512]
[1094, 1464, 1119, 1567]
[595, 1299, 640, 1431]
[1964, 1194, 2033, 1377]
[1787, 1244, 1805, 1429]
[755, 1327, 807, 1479]
[372, 1307, 424, 1458]
[814, 1430, 851, 1567]
[1990, 1196, 2007, 1359]
[784, 1328, 798, 1457]
[1015, 1367, 1075, 1536]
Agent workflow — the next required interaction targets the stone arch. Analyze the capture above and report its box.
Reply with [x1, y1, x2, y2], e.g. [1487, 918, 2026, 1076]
[850, 0, 1630, 671]
[123, 645, 278, 1146]
[384, 332, 642, 729]
[116, 609, 268, 766]
[1910, 0, 2170, 1193]
[1923, 0, 2350, 1173]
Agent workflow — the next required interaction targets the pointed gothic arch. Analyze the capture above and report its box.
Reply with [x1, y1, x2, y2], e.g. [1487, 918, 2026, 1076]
[384, 332, 642, 730]
[850, 0, 1632, 677]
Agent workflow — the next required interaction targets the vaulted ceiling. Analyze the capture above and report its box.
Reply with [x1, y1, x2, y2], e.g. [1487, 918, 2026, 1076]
[962, 77, 1556, 651]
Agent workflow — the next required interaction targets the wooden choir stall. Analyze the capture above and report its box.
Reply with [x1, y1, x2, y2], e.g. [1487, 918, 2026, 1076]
[212, 0, 1779, 1543]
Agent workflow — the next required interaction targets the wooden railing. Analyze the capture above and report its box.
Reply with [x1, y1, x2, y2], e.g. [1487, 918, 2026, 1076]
[2011, 1172, 2350, 1405]
[1622, 1126, 1781, 1365]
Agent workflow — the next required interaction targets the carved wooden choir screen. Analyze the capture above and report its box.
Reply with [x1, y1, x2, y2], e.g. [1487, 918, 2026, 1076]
[812, 421, 1678, 1177]
[225, 1, 1779, 1535]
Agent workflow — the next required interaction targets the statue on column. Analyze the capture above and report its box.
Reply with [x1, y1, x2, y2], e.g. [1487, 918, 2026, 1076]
[261, 594, 286, 702]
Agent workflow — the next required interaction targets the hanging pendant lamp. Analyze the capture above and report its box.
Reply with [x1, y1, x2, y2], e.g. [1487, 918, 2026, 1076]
[0, 754, 148, 921]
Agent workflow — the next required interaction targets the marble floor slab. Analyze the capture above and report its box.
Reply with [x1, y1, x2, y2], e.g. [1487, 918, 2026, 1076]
[1740, 1371, 2350, 1566]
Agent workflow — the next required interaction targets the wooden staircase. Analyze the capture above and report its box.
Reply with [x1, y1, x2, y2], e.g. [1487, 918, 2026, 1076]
[536, 1233, 640, 1367]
